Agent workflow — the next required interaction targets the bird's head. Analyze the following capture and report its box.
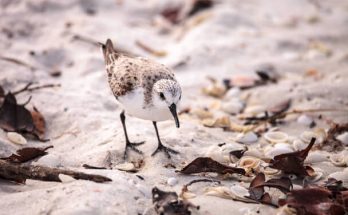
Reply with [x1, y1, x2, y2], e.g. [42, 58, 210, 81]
[152, 79, 182, 128]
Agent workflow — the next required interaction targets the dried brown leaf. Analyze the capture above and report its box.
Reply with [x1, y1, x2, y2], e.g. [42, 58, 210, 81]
[178, 157, 246, 175]
[30, 106, 46, 140]
[1, 146, 53, 163]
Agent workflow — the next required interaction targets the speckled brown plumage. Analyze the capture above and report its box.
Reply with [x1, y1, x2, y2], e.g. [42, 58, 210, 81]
[102, 40, 176, 105]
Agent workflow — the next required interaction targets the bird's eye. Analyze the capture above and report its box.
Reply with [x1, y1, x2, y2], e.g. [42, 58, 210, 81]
[159, 92, 165, 100]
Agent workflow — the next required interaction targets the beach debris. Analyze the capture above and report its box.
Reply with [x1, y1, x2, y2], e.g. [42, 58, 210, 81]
[329, 152, 348, 167]
[322, 123, 348, 151]
[82, 164, 107, 170]
[11, 82, 61, 96]
[0, 146, 52, 163]
[229, 148, 248, 163]
[0, 159, 112, 183]
[202, 82, 226, 98]
[304, 167, 324, 183]
[278, 183, 347, 215]
[238, 156, 262, 175]
[202, 116, 230, 128]
[177, 157, 246, 175]
[328, 170, 348, 187]
[152, 187, 199, 215]
[236, 132, 258, 144]
[135, 40, 167, 57]
[264, 131, 289, 143]
[0, 55, 37, 71]
[269, 138, 316, 177]
[187, 0, 213, 17]
[255, 64, 279, 83]
[7, 132, 27, 145]
[221, 99, 245, 114]
[336, 132, 348, 146]
[205, 186, 257, 203]
[0, 84, 56, 141]
[115, 162, 137, 172]
[264, 143, 294, 159]
[180, 178, 220, 199]
[247, 173, 292, 207]
[268, 99, 292, 115]
[167, 177, 178, 186]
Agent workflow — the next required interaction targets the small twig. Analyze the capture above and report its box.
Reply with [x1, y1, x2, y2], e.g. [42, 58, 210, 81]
[72, 34, 100, 47]
[82, 164, 107, 170]
[12, 83, 61, 95]
[0, 55, 37, 71]
[135, 40, 167, 57]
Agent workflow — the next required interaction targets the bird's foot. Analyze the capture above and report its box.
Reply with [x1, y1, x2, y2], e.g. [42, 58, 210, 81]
[151, 143, 179, 159]
[124, 141, 145, 160]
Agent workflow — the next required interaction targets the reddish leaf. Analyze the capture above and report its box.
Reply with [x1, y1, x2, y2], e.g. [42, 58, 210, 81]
[1, 146, 53, 163]
[178, 157, 246, 175]
[249, 173, 266, 201]
[30, 106, 46, 140]
[270, 138, 316, 176]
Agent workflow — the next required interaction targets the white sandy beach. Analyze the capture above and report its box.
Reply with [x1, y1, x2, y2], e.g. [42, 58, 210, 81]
[0, 0, 348, 214]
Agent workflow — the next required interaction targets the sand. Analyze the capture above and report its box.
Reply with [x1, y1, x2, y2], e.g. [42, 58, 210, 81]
[0, 0, 348, 214]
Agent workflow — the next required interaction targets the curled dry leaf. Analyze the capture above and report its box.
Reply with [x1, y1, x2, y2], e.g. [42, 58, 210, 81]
[178, 157, 246, 175]
[1, 146, 53, 163]
[269, 138, 316, 177]
[30, 106, 47, 141]
[152, 187, 198, 215]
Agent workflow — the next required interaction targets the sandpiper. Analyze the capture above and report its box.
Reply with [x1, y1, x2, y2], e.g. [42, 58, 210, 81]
[101, 39, 182, 159]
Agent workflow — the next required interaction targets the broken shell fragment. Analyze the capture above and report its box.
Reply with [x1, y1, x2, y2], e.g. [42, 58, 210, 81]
[192, 108, 213, 119]
[300, 130, 325, 144]
[115, 162, 137, 171]
[337, 132, 348, 146]
[7, 132, 27, 145]
[204, 186, 256, 203]
[167, 177, 178, 186]
[305, 151, 328, 164]
[264, 131, 289, 143]
[58, 174, 76, 183]
[238, 156, 261, 173]
[202, 84, 226, 98]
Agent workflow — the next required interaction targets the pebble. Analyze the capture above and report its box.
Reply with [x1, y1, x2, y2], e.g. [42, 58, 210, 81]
[297, 114, 314, 126]
[221, 99, 244, 114]
[7, 132, 27, 145]
[58, 174, 76, 183]
[167, 177, 178, 186]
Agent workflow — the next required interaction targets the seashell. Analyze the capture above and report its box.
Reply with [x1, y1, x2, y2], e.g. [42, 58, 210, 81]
[297, 114, 314, 126]
[204, 186, 256, 203]
[181, 191, 196, 199]
[305, 151, 329, 164]
[305, 168, 324, 183]
[58, 174, 76, 183]
[300, 129, 326, 144]
[264, 143, 294, 158]
[337, 132, 348, 146]
[202, 116, 231, 128]
[229, 122, 255, 133]
[243, 105, 266, 115]
[244, 148, 263, 158]
[167, 177, 178, 186]
[202, 84, 226, 98]
[7, 132, 27, 145]
[329, 153, 347, 167]
[236, 132, 258, 144]
[238, 156, 261, 173]
[192, 108, 213, 119]
[328, 169, 348, 187]
[221, 99, 244, 114]
[262, 165, 281, 175]
[224, 87, 241, 99]
[228, 75, 258, 88]
[115, 162, 136, 171]
[204, 145, 225, 163]
[230, 184, 249, 197]
[264, 131, 288, 143]
[292, 139, 307, 151]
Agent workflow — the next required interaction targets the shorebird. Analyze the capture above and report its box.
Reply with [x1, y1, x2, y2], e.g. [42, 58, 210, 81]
[101, 39, 182, 159]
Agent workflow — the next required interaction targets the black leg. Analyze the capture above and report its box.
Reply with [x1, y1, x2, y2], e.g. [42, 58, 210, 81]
[151, 121, 179, 159]
[120, 111, 145, 159]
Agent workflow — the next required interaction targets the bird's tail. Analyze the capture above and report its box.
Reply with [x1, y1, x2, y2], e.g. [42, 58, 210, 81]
[100, 39, 119, 65]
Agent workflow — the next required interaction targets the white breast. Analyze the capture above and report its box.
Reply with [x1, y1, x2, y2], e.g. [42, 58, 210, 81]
[117, 88, 172, 122]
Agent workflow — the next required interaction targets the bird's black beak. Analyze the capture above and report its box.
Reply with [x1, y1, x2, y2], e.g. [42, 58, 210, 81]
[169, 103, 180, 128]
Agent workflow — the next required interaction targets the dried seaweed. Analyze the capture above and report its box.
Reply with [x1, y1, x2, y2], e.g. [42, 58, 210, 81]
[269, 138, 316, 176]
[322, 123, 348, 151]
[177, 157, 246, 175]
[152, 187, 198, 215]
[1, 146, 52, 163]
